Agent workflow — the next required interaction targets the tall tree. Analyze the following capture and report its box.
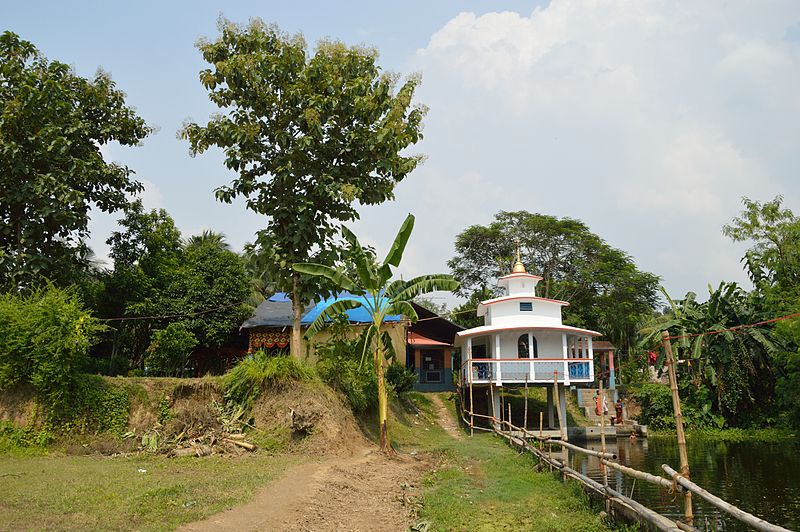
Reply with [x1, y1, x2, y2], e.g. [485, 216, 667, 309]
[182, 19, 426, 358]
[0, 31, 151, 289]
[449, 211, 659, 351]
[99, 202, 250, 373]
[294, 214, 459, 452]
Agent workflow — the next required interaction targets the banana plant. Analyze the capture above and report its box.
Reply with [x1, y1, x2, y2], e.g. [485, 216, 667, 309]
[293, 214, 459, 452]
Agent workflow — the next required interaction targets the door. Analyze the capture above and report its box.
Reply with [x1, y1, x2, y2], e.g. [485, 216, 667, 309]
[421, 350, 443, 383]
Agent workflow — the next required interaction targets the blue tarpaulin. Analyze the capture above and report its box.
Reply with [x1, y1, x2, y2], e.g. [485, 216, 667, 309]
[301, 293, 402, 324]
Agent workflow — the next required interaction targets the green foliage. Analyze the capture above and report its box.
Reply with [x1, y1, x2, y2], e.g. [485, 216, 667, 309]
[314, 319, 377, 412]
[386, 363, 416, 394]
[58, 376, 130, 435]
[634, 383, 723, 431]
[145, 323, 199, 377]
[294, 214, 459, 448]
[0, 286, 106, 420]
[0, 32, 151, 289]
[639, 283, 779, 428]
[158, 395, 172, 425]
[182, 18, 428, 351]
[98, 201, 251, 372]
[0, 421, 53, 453]
[222, 351, 314, 410]
[448, 211, 659, 352]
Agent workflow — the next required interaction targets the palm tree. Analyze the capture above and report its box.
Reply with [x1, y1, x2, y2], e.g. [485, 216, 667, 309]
[293, 214, 459, 452]
[185, 230, 230, 250]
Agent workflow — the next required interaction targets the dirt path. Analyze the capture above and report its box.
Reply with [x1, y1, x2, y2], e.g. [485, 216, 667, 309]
[181, 446, 426, 532]
[429, 393, 463, 440]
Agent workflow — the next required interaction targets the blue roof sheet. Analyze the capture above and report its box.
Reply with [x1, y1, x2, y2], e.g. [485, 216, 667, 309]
[301, 293, 402, 324]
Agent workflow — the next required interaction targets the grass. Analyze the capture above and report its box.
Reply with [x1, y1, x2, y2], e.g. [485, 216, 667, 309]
[391, 392, 612, 531]
[0, 451, 300, 531]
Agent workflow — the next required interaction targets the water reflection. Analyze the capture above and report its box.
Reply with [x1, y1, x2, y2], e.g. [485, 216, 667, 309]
[568, 436, 800, 531]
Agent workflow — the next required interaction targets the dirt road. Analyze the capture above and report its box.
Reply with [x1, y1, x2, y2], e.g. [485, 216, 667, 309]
[181, 447, 426, 532]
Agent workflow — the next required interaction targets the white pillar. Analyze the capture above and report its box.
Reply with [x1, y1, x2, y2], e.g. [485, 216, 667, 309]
[494, 334, 502, 385]
[466, 336, 473, 383]
[491, 384, 502, 429]
[527, 332, 534, 381]
[588, 336, 594, 381]
[561, 333, 569, 384]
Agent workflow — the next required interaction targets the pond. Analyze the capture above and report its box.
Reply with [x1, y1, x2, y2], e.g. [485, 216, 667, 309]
[567, 435, 800, 531]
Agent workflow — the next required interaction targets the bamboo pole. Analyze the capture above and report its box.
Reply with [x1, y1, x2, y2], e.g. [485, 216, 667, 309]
[604, 485, 683, 532]
[508, 402, 512, 429]
[662, 330, 693, 526]
[600, 379, 609, 490]
[600, 459, 678, 492]
[524, 374, 529, 432]
[469, 365, 474, 437]
[553, 372, 567, 440]
[539, 412, 543, 451]
[546, 439, 617, 459]
[489, 384, 496, 427]
[662, 464, 792, 532]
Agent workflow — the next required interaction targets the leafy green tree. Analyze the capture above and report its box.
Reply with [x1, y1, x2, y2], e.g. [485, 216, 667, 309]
[99, 203, 250, 371]
[0, 286, 105, 420]
[639, 283, 779, 427]
[182, 18, 427, 359]
[0, 31, 151, 289]
[449, 211, 659, 352]
[294, 214, 459, 452]
[145, 322, 199, 376]
[723, 195, 800, 303]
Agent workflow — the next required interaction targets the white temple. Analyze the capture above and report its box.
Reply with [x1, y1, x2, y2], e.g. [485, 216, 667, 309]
[455, 252, 600, 433]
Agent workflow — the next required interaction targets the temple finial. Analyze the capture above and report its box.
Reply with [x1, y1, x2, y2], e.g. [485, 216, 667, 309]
[512, 245, 526, 273]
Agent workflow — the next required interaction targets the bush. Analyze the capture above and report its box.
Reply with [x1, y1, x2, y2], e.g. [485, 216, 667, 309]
[386, 363, 416, 394]
[0, 286, 104, 421]
[222, 350, 314, 409]
[635, 382, 722, 431]
[145, 322, 198, 376]
[314, 320, 378, 413]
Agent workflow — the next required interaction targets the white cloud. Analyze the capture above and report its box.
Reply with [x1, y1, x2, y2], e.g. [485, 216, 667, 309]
[410, 0, 800, 299]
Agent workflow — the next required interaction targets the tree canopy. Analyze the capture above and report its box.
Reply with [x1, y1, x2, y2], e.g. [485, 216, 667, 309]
[0, 31, 151, 289]
[449, 210, 660, 351]
[98, 201, 251, 374]
[182, 18, 427, 357]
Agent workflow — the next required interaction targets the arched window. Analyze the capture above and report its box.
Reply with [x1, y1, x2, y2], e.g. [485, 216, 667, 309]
[518, 335, 529, 358]
[518, 335, 540, 358]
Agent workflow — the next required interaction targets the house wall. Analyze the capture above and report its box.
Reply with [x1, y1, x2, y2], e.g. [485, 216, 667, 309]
[304, 321, 407, 362]
[488, 299, 563, 327]
[413, 347, 455, 392]
[494, 331, 564, 359]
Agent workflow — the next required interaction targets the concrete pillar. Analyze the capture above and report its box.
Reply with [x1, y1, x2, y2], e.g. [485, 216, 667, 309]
[609, 350, 616, 390]
[558, 385, 569, 435]
[547, 386, 555, 428]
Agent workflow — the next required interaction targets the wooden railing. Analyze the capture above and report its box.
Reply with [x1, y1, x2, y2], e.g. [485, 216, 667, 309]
[454, 384, 792, 532]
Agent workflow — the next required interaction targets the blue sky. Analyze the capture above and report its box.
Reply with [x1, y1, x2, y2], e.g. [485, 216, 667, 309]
[5, 1, 800, 305]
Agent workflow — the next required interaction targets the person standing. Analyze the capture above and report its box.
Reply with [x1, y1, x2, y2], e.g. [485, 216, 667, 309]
[595, 390, 602, 416]
[615, 398, 624, 425]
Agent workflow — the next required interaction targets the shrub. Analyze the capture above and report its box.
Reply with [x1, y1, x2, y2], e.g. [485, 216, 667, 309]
[0, 286, 104, 421]
[314, 320, 377, 413]
[386, 363, 416, 394]
[222, 350, 314, 409]
[145, 322, 198, 376]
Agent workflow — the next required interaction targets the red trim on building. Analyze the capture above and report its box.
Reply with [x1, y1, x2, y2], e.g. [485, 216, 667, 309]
[480, 295, 570, 307]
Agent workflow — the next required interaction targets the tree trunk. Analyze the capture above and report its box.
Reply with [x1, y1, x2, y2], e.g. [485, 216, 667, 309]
[290, 273, 303, 360]
[375, 339, 393, 454]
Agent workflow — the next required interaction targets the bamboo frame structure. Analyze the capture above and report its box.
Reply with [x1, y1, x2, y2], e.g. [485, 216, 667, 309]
[662, 464, 792, 532]
[662, 331, 693, 526]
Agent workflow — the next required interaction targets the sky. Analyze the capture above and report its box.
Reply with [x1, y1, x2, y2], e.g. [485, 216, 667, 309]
[5, 0, 800, 306]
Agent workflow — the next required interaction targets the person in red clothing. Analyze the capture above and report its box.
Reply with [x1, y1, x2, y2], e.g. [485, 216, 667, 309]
[595, 390, 602, 416]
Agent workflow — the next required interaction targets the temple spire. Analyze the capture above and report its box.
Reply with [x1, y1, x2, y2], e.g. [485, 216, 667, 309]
[512, 245, 526, 273]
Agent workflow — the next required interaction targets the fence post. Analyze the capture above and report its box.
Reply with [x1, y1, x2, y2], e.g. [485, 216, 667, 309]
[524, 374, 529, 433]
[662, 330, 693, 526]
